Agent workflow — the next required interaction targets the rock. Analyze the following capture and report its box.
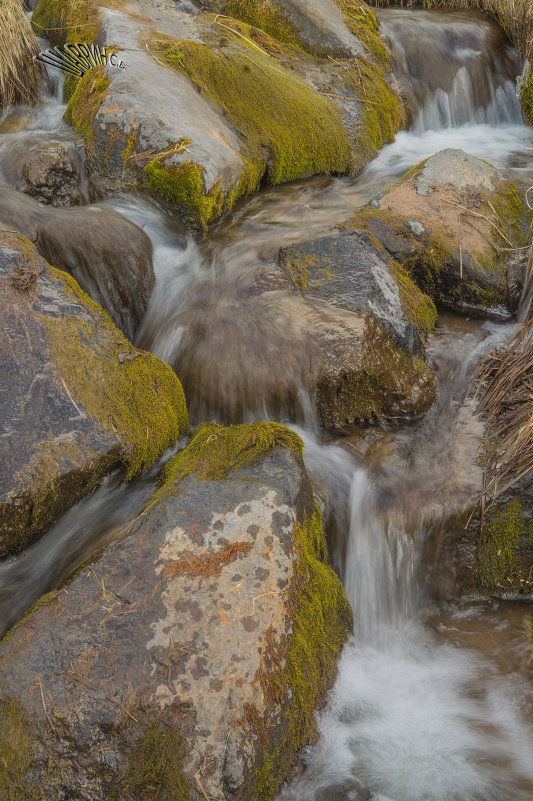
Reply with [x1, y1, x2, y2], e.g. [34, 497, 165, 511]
[19, 142, 90, 207]
[32, 0, 405, 229]
[278, 228, 437, 357]
[170, 279, 435, 428]
[351, 149, 532, 316]
[0, 231, 188, 558]
[0, 186, 154, 340]
[0, 422, 352, 801]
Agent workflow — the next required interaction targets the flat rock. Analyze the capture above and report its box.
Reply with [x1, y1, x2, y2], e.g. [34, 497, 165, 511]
[0, 422, 352, 801]
[0, 231, 188, 557]
[0, 185, 154, 339]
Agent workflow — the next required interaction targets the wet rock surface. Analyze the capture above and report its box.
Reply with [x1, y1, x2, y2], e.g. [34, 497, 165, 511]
[0, 185, 154, 339]
[0, 425, 351, 801]
[352, 148, 531, 316]
[0, 232, 187, 558]
[278, 228, 436, 357]
[173, 283, 436, 429]
[19, 142, 90, 207]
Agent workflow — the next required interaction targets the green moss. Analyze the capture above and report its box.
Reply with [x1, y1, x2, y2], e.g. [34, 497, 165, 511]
[157, 421, 303, 499]
[0, 697, 41, 801]
[146, 35, 351, 210]
[391, 261, 437, 337]
[32, 0, 101, 47]
[42, 265, 189, 479]
[144, 158, 224, 232]
[223, 0, 307, 52]
[488, 181, 531, 249]
[279, 252, 316, 293]
[250, 507, 352, 800]
[333, 0, 390, 68]
[520, 63, 533, 126]
[343, 57, 406, 171]
[477, 500, 528, 589]
[64, 67, 109, 150]
[120, 718, 193, 801]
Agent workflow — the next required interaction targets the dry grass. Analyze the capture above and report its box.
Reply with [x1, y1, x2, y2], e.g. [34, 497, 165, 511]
[475, 322, 533, 512]
[0, 0, 41, 109]
[372, 0, 532, 59]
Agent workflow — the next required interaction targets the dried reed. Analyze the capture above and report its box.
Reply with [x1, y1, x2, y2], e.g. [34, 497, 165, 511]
[0, 0, 40, 109]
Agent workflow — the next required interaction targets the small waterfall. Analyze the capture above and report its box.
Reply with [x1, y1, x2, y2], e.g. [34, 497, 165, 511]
[377, 8, 523, 132]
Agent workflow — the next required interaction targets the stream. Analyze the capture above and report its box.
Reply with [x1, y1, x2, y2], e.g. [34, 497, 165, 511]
[1, 6, 533, 800]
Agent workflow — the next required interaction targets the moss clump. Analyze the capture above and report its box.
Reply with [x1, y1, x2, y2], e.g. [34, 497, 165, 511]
[223, 0, 307, 52]
[32, 0, 101, 46]
[477, 500, 530, 590]
[64, 67, 109, 150]
[120, 718, 193, 801]
[488, 182, 531, 249]
[279, 252, 316, 293]
[344, 56, 406, 170]
[0, 697, 41, 801]
[146, 35, 351, 211]
[42, 266, 189, 479]
[521, 63, 533, 126]
[391, 261, 437, 337]
[333, 0, 390, 68]
[144, 158, 225, 232]
[158, 421, 303, 498]
[249, 507, 352, 800]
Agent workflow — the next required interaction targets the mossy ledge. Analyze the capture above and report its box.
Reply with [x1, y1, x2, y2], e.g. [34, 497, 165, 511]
[0, 696, 46, 800]
[247, 506, 353, 800]
[156, 421, 303, 500]
[43, 265, 189, 479]
[64, 66, 110, 152]
[144, 34, 352, 227]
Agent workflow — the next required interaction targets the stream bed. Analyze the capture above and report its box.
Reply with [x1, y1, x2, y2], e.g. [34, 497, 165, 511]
[1, 6, 533, 800]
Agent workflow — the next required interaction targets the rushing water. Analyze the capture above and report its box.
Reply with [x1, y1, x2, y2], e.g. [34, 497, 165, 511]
[1, 6, 533, 799]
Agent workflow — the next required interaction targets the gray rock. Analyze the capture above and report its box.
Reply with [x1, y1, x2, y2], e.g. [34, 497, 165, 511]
[0, 185, 154, 339]
[0, 231, 188, 558]
[278, 229, 435, 357]
[0, 423, 352, 800]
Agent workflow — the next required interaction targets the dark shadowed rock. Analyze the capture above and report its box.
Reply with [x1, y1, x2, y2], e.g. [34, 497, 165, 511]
[0, 185, 154, 339]
[19, 142, 90, 207]
[0, 422, 352, 801]
[278, 228, 437, 357]
[352, 149, 531, 316]
[0, 231, 188, 558]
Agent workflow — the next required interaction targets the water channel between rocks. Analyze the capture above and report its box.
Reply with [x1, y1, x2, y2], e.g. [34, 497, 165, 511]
[1, 6, 533, 801]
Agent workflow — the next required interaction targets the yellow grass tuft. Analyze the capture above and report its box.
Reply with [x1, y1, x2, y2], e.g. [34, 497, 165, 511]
[0, 0, 40, 110]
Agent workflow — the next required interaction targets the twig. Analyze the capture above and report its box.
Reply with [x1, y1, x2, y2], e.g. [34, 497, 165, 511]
[38, 677, 59, 736]
[61, 377, 86, 419]
[461, 215, 501, 253]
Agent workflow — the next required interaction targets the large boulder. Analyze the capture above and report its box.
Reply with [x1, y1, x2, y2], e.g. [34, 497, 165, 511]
[32, 0, 405, 229]
[0, 186, 154, 340]
[0, 231, 188, 558]
[168, 275, 435, 428]
[278, 228, 437, 357]
[351, 149, 531, 316]
[0, 422, 352, 801]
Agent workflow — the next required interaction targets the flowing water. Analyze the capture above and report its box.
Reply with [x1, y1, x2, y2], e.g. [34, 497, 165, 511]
[1, 6, 533, 799]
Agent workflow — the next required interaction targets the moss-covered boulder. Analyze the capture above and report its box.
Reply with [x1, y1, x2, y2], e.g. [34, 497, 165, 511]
[0, 185, 154, 340]
[352, 148, 532, 316]
[0, 422, 351, 800]
[0, 231, 188, 558]
[32, 0, 405, 229]
[278, 228, 437, 357]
